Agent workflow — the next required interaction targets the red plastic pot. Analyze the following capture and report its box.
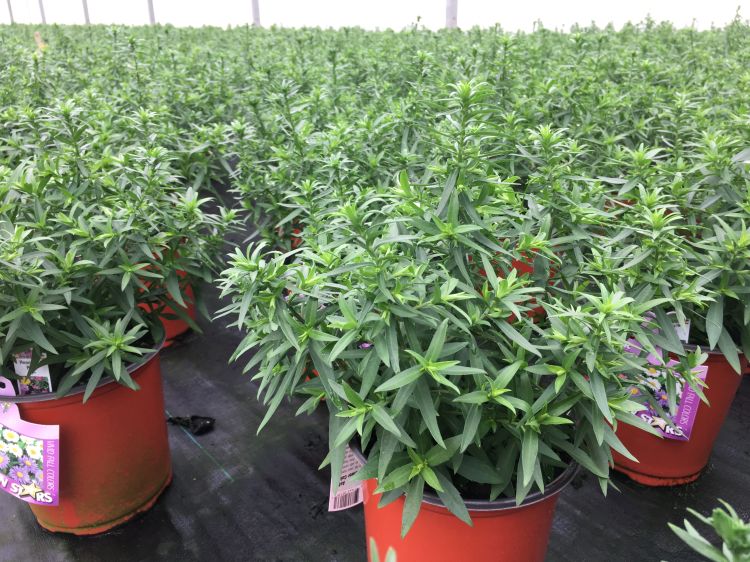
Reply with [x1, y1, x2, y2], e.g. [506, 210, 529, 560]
[358, 456, 577, 562]
[139, 280, 197, 348]
[470, 249, 553, 321]
[159, 283, 197, 347]
[276, 221, 303, 249]
[6, 349, 172, 534]
[612, 351, 746, 486]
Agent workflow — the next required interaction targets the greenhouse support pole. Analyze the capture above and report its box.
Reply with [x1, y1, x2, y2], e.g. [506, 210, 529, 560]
[251, 0, 260, 26]
[82, 0, 89, 24]
[147, 0, 155, 24]
[38, 0, 46, 24]
[445, 0, 457, 28]
[6, 0, 13, 24]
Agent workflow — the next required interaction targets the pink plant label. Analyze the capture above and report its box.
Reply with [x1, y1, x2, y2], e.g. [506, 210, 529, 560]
[0, 377, 60, 506]
[625, 347, 707, 441]
[13, 351, 53, 395]
[328, 445, 364, 512]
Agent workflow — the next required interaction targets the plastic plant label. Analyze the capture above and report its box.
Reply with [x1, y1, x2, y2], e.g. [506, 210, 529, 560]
[667, 312, 691, 343]
[328, 445, 364, 512]
[13, 351, 53, 395]
[630, 358, 707, 441]
[673, 320, 691, 343]
[0, 377, 60, 506]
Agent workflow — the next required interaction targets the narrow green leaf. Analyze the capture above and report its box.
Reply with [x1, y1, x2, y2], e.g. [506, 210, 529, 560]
[165, 273, 186, 307]
[329, 330, 358, 363]
[401, 476, 425, 538]
[375, 366, 422, 393]
[371, 404, 402, 439]
[414, 378, 445, 447]
[717, 328, 741, 374]
[497, 321, 541, 357]
[590, 374, 613, 423]
[521, 429, 538, 486]
[434, 470, 472, 526]
[459, 405, 482, 453]
[706, 298, 724, 350]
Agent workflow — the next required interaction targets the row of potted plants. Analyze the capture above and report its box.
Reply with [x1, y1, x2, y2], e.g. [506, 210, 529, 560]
[219, 79, 750, 560]
[0, 21, 749, 560]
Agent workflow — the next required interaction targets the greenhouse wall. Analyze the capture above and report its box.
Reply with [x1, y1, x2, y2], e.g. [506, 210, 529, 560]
[2, 0, 750, 29]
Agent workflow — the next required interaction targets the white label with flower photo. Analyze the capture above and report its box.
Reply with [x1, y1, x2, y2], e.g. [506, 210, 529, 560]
[13, 351, 53, 395]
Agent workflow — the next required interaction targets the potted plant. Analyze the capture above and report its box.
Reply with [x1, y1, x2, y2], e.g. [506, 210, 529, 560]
[0, 140, 237, 534]
[6, 100, 239, 347]
[218, 80, 672, 562]
[219, 186, 673, 559]
[604, 140, 750, 485]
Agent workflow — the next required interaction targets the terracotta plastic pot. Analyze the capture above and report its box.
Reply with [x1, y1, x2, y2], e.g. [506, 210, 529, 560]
[471, 249, 552, 321]
[613, 351, 745, 486]
[276, 221, 303, 249]
[6, 349, 172, 534]
[356, 450, 577, 562]
[159, 283, 197, 347]
[138, 280, 197, 348]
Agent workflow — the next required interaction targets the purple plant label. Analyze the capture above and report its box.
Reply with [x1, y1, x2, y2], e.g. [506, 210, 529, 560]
[329, 445, 364, 512]
[0, 377, 60, 506]
[629, 358, 707, 441]
[13, 351, 53, 395]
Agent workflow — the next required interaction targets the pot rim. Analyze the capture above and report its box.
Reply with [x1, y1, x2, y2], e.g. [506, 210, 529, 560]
[1, 340, 164, 404]
[350, 444, 579, 513]
[682, 344, 724, 356]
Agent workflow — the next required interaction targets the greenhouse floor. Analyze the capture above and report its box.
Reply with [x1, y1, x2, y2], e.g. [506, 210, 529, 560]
[1, 280, 748, 562]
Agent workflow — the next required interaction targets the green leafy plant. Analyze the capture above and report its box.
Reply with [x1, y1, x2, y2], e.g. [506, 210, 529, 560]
[3, 18, 750, 544]
[219, 80, 682, 536]
[0, 139, 239, 398]
[669, 500, 750, 562]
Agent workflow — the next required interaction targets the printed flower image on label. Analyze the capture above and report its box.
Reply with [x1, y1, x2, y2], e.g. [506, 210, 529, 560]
[628, 358, 707, 441]
[13, 351, 53, 396]
[329, 445, 364, 512]
[0, 378, 59, 505]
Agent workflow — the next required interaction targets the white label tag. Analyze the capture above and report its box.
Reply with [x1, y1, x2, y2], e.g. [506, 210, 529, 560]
[666, 312, 690, 343]
[13, 352, 53, 395]
[328, 445, 364, 512]
[674, 319, 691, 344]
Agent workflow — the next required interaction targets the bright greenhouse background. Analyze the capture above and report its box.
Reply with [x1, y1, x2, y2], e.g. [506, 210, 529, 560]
[2, 0, 750, 29]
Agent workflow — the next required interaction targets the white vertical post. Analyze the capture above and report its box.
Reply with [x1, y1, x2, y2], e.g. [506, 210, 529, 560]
[147, 0, 155, 24]
[251, 0, 260, 26]
[445, 0, 457, 28]
[38, 0, 46, 24]
[6, 0, 13, 24]
[82, 0, 89, 24]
